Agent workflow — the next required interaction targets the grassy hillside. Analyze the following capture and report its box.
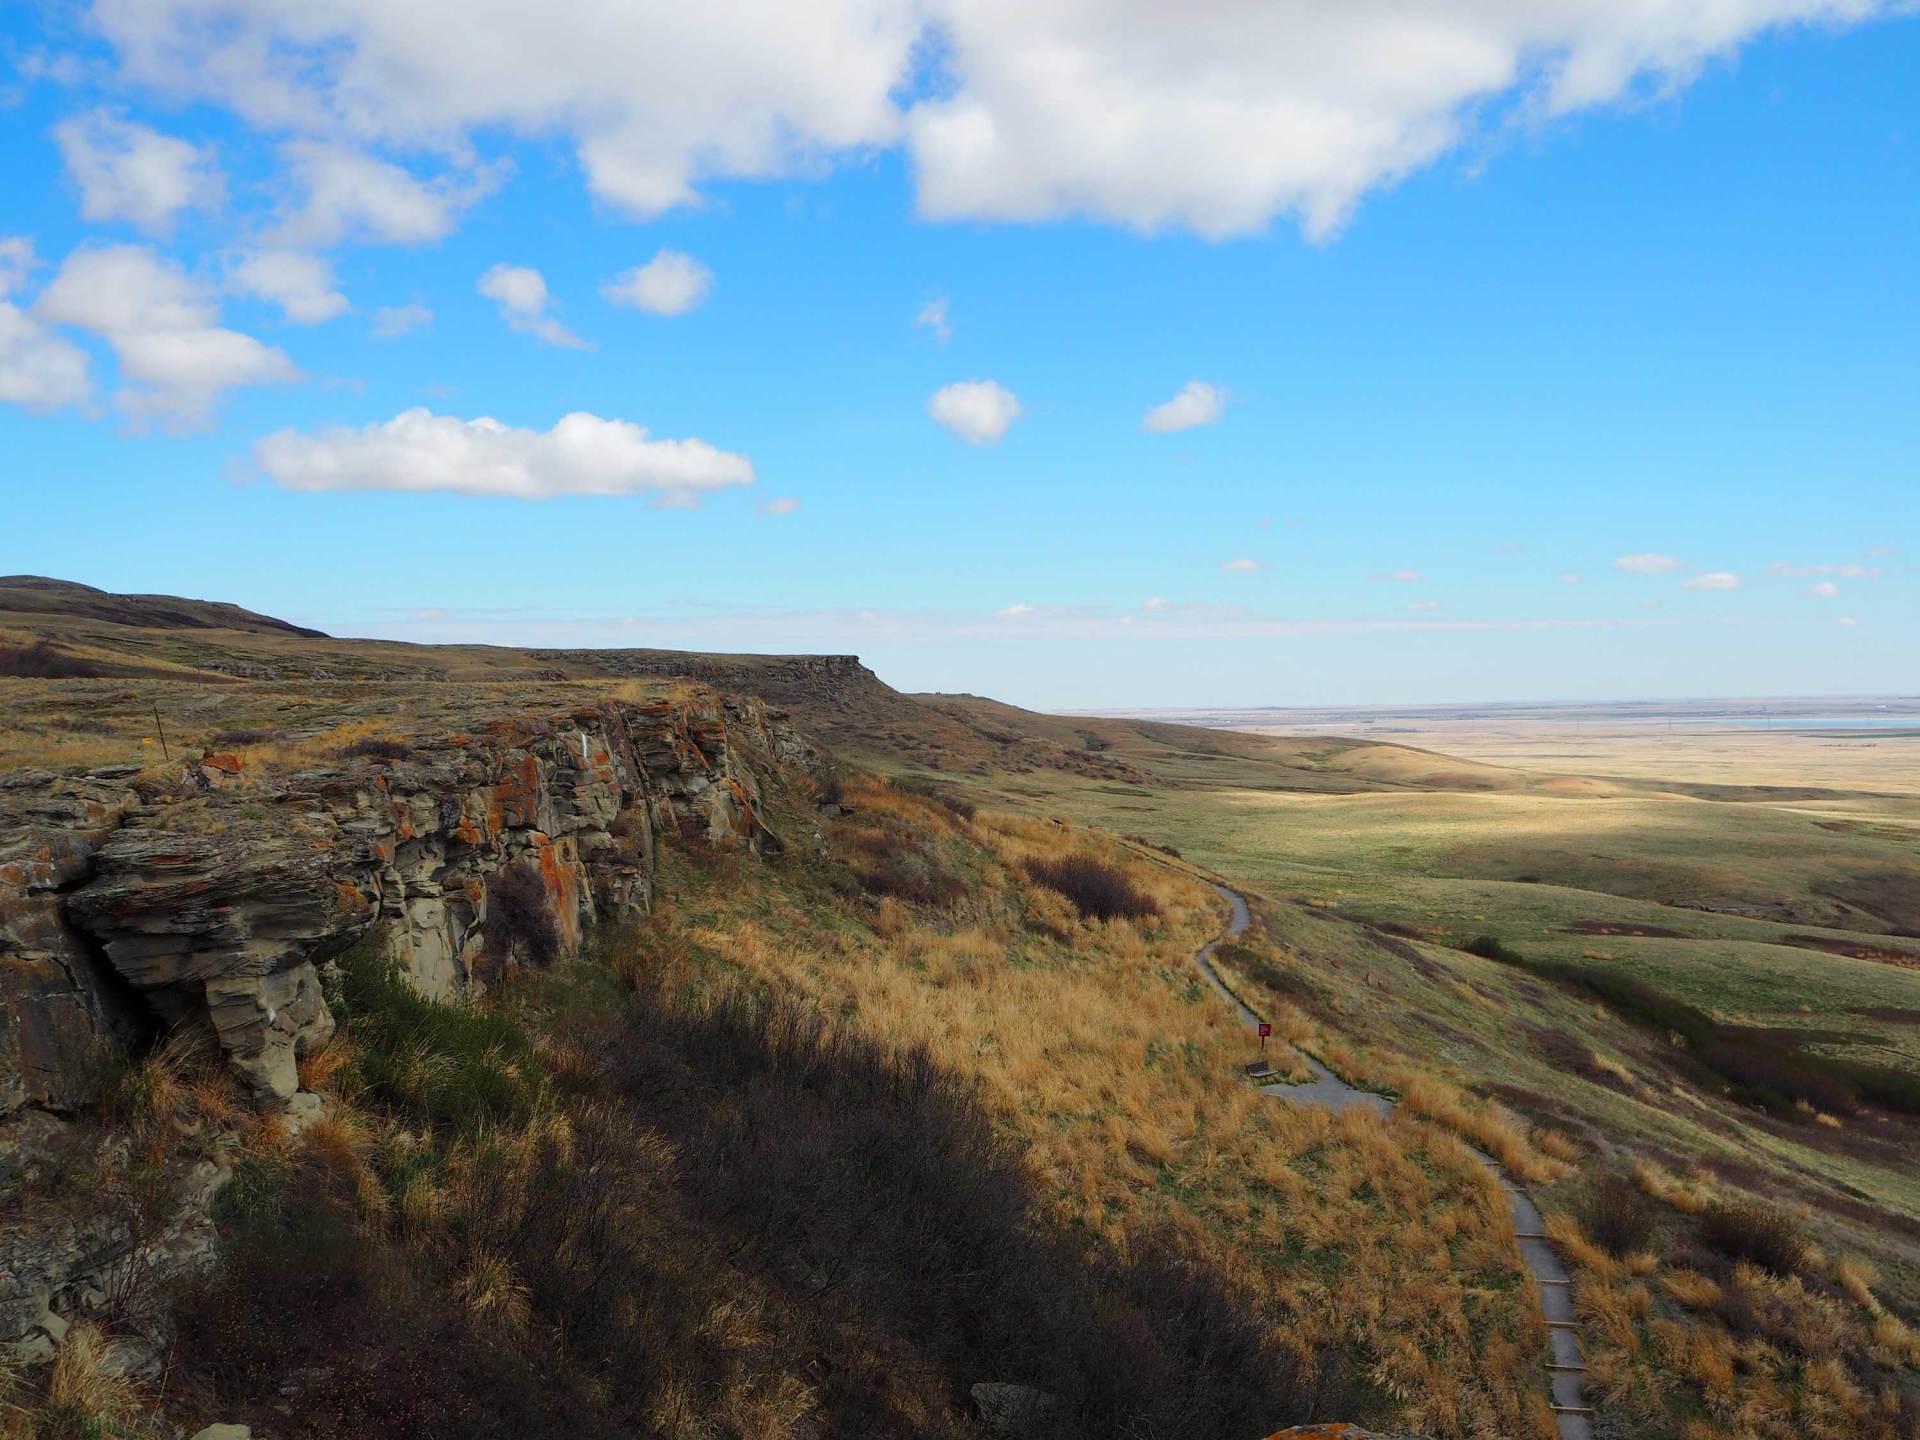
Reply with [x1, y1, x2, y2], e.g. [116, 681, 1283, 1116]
[5, 578, 1918, 1438]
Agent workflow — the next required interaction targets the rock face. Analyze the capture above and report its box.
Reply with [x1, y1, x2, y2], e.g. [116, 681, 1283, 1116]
[0, 770, 143, 1115]
[0, 694, 806, 1115]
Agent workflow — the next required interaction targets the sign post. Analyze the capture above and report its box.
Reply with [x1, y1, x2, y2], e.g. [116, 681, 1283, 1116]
[1257, 1021, 1271, 1053]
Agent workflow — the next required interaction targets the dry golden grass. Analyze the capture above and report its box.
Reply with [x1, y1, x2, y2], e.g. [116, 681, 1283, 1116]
[643, 790, 1557, 1439]
[1551, 1164, 1916, 1437]
[0, 1322, 153, 1440]
[1632, 1156, 1713, 1215]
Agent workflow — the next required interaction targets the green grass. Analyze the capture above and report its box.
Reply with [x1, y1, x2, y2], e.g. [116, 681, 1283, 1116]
[896, 749, 1920, 1307]
[330, 945, 542, 1133]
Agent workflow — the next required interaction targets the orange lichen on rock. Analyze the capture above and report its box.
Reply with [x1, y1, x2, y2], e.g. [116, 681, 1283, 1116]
[488, 754, 541, 835]
[201, 752, 244, 774]
[534, 835, 583, 950]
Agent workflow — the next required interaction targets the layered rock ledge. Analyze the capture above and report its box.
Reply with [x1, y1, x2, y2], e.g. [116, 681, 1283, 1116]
[1, 693, 807, 1117]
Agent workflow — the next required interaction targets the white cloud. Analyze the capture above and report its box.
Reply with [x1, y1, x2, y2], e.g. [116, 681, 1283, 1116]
[1836, 615, 1857, 626]
[85, 1, 1892, 241]
[1142, 596, 1170, 612]
[229, 248, 348, 323]
[929, 378, 1020, 443]
[603, 249, 714, 316]
[758, 495, 801, 515]
[1221, 557, 1263, 573]
[52, 109, 221, 234]
[1682, 571, 1740, 590]
[1373, 567, 1423, 582]
[271, 142, 493, 248]
[1769, 560, 1879, 578]
[0, 301, 94, 411]
[1559, 572, 1583, 584]
[0, 237, 39, 297]
[1805, 580, 1840, 598]
[1408, 598, 1440, 611]
[905, 1, 1894, 238]
[1141, 379, 1225, 433]
[997, 602, 1035, 619]
[91, 1, 914, 220]
[255, 407, 754, 502]
[35, 243, 297, 427]
[916, 296, 952, 343]
[1614, 552, 1680, 574]
[479, 263, 588, 349]
[370, 302, 433, 338]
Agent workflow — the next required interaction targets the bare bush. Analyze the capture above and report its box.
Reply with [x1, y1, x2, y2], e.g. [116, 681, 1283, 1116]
[1025, 855, 1159, 922]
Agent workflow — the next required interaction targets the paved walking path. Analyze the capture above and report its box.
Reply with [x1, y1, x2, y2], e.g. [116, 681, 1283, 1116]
[1193, 883, 1594, 1440]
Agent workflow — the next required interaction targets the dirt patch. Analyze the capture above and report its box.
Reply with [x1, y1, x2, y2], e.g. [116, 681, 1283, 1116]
[1563, 919, 1686, 939]
[1780, 933, 1920, 969]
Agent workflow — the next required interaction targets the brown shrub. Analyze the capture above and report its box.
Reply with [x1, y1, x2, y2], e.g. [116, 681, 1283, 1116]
[334, 735, 413, 761]
[1699, 1200, 1807, 1276]
[1024, 855, 1159, 922]
[1587, 1172, 1660, 1258]
[483, 862, 561, 973]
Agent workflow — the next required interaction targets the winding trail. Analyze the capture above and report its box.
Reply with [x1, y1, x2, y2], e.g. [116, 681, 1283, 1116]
[1194, 883, 1594, 1440]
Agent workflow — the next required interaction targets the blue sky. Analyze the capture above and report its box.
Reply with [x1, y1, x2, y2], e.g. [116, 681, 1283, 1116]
[1, 2, 1913, 708]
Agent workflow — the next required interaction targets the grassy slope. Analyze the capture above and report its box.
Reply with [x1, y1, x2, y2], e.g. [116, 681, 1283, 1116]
[6, 582, 1918, 1436]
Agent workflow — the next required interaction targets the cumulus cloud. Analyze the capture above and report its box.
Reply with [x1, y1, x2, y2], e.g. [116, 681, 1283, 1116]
[916, 296, 952, 343]
[479, 263, 588, 348]
[757, 495, 801, 516]
[603, 249, 713, 316]
[1805, 580, 1840, 598]
[370, 302, 433, 338]
[1220, 557, 1263, 573]
[1408, 599, 1440, 612]
[35, 243, 296, 427]
[1682, 571, 1739, 590]
[0, 238, 40, 298]
[928, 378, 1019, 443]
[1614, 552, 1680, 574]
[271, 142, 494, 248]
[1142, 596, 1171, 612]
[52, 109, 221, 234]
[90, 1, 913, 220]
[1142, 379, 1225, 433]
[84, 0, 1892, 241]
[254, 407, 754, 502]
[0, 301, 94, 412]
[229, 248, 348, 323]
[909, 1, 1900, 237]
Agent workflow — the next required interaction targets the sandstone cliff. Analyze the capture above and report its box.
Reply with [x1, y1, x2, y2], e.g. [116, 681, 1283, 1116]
[1, 693, 809, 1120]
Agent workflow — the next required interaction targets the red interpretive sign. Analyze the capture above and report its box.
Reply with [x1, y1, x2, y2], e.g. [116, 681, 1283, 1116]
[1257, 1022, 1272, 1037]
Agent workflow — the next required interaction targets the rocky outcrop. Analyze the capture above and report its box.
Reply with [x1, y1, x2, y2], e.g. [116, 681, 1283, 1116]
[0, 694, 808, 1115]
[0, 769, 144, 1115]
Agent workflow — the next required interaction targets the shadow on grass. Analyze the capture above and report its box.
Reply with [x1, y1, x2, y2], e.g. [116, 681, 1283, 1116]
[174, 943, 1359, 1439]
